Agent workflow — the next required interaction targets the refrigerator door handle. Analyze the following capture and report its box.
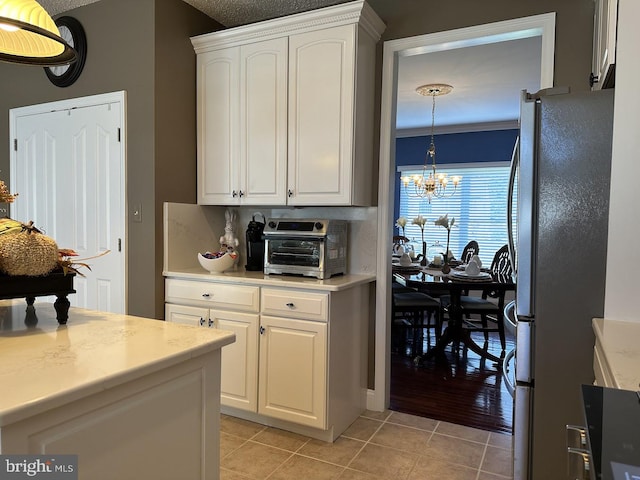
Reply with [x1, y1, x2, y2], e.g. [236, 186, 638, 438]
[516, 318, 534, 383]
[507, 136, 519, 279]
[502, 347, 516, 398]
[504, 300, 517, 337]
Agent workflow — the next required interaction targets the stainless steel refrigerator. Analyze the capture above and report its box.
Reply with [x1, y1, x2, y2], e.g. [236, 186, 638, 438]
[504, 87, 615, 479]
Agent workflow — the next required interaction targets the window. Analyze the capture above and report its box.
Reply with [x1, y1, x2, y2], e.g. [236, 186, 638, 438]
[397, 162, 516, 267]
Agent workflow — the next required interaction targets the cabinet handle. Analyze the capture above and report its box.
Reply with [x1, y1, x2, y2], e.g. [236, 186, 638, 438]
[199, 317, 205, 326]
[260, 326, 265, 335]
[589, 72, 599, 88]
[232, 190, 238, 198]
[567, 447, 592, 480]
[286, 302, 295, 309]
[202, 293, 211, 298]
[208, 319, 214, 328]
[566, 425, 588, 449]
[287, 189, 293, 198]
[239, 190, 244, 198]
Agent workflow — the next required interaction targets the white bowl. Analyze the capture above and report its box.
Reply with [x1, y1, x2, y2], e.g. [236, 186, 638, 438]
[197, 252, 236, 273]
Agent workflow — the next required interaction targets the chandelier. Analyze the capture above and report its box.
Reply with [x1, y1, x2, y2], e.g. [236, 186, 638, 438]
[401, 83, 461, 203]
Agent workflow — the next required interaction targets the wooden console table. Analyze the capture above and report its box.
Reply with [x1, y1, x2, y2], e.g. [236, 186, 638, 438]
[0, 271, 76, 324]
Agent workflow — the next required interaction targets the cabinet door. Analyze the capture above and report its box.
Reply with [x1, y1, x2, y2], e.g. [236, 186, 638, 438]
[197, 47, 240, 204]
[211, 309, 259, 412]
[258, 315, 327, 428]
[288, 25, 356, 205]
[240, 38, 288, 205]
[592, 0, 618, 90]
[165, 303, 210, 327]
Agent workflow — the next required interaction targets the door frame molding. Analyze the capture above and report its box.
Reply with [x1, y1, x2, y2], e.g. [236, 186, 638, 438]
[371, 14, 556, 411]
[9, 90, 128, 312]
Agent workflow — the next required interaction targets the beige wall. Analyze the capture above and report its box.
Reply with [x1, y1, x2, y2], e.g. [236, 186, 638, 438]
[0, 0, 593, 319]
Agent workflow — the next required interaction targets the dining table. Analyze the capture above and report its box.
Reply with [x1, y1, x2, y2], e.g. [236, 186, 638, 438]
[393, 264, 515, 365]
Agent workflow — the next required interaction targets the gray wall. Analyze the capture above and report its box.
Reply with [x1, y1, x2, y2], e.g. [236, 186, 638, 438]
[0, 0, 221, 318]
[0, 0, 594, 319]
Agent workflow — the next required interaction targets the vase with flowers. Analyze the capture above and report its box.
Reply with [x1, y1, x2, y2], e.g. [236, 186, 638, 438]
[412, 214, 428, 266]
[434, 214, 455, 273]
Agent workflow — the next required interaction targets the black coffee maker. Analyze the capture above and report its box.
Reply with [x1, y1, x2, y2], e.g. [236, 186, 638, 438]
[245, 212, 266, 271]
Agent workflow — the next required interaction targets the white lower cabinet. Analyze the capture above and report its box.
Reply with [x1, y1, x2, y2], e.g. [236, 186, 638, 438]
[165, 277, 368, 440]
[211, 309, 259, 411]
[258, 315, 327, 429]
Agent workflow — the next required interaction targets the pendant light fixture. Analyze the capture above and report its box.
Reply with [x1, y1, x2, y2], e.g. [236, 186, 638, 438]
[0, 0, 76, 65]
[401, 83, 461, 203]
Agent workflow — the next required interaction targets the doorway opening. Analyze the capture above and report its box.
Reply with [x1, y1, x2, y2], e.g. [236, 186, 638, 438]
[371, 14, 556, 430]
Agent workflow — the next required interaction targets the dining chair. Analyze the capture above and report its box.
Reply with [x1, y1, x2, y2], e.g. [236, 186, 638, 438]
[391, 288, 441, 358]
[460, 240, 479, 264]
[441, 244, 513, 352]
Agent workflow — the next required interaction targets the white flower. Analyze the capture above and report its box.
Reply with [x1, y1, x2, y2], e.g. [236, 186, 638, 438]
[434, 214, 455, 231]
[412, 215, 427, 228]
[395, 217, 407, 229]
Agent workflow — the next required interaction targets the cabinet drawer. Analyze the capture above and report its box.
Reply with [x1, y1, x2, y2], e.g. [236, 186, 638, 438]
[166, 279, 259, 312]
[261, 288, 328, 322]
[165, 303, 210, 327]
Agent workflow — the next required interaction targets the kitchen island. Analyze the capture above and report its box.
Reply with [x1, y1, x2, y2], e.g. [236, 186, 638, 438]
[0, 299, 235, 480]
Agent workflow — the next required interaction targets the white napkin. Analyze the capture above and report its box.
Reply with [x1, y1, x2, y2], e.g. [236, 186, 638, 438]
[465, 259, 481, 276]
[399, 253, 412, 266]
[470, 254, 482, 268]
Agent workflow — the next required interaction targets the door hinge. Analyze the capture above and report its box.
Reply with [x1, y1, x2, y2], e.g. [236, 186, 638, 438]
[13, 139, 17, 151]
[118, 238, 122, 252]
[117, 127, 121, 142]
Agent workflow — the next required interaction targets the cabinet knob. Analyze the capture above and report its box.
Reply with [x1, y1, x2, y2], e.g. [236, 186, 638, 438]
[208, 319, 214, 328]
[239, 190, 244, 198]
[287, 189, 293, 198]
[232, 190, 238, 198]
[202, 293, 211, 298]
[286, 302, 295, 309]
[199, 317, 205, 326]
[589, 72, 599, 88]
[260, 326, 265, 335]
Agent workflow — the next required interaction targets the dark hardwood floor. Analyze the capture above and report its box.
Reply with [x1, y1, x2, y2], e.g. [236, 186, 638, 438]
[390, 323, 515, 435]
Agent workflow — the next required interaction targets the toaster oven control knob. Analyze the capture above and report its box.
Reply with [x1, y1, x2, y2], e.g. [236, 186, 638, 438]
[314, 222, 323, 230]
[268, 221, 277, 228]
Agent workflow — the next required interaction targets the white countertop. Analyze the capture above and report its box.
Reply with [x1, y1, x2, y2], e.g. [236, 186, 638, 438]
[592, 317, 640, 391]
[0, 300, 235, 427]
[164, 267, 376, 291]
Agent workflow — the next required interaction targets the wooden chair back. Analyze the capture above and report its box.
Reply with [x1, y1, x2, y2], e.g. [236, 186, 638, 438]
[460, 240, 479, 264]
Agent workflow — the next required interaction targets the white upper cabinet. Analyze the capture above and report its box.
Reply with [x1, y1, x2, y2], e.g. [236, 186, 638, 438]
[240, 39, 288, 205]
[591, 0, 618, 90]
[288, 25, 355, 205]
[192, 0, 385, 206]
[197, 48, 240, 204]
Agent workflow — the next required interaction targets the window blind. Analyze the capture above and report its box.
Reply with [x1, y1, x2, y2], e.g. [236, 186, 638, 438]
[397, 162, 516, 267]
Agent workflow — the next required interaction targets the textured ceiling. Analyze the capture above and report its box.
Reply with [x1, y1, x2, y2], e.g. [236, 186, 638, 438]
[38, 0, 349, 27]
[37, 0, 541, 132]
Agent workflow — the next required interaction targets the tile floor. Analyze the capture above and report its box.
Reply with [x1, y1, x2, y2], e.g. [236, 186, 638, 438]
[220, 410, 514, 479]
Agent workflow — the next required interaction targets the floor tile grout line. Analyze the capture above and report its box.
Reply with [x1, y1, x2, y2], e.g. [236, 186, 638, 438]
[475, 443, 489, 480]
[343, 416, 387, 471]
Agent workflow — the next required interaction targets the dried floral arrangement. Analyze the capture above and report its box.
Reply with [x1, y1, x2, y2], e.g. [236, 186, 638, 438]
[0, 178, 18, 204]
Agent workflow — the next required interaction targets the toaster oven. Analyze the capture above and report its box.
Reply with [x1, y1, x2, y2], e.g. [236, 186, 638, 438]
[263, 219, 347, 279]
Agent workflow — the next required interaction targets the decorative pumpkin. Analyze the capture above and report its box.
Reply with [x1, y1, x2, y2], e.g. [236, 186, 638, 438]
[0, 221, 58, 276]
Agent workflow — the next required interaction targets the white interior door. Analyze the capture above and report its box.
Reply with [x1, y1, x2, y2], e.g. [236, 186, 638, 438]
[10, 93, 126, 314]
